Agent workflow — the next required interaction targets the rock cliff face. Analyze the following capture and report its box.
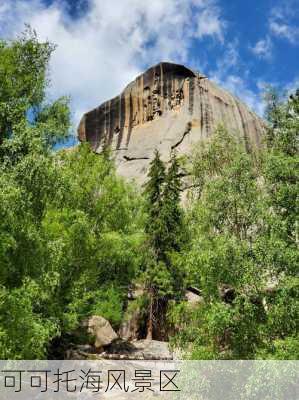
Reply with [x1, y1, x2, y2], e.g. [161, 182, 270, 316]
[78, 62, 265, 183]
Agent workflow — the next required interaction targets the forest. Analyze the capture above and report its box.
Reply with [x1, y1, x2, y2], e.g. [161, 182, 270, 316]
[0, 29, 298, 360]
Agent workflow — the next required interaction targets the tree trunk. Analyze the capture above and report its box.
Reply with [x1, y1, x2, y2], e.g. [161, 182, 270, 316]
[146, 288, 153, 340]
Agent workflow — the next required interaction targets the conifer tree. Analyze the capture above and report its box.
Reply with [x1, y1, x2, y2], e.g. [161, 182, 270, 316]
[144, 149, 166, 260]
[143, 149, 185, 339]
[144, 150, 185, 262]
[162, 151, 185, 257]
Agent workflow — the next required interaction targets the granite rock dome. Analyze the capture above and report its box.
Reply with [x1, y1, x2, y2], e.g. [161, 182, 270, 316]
[78, 62, 265, 183]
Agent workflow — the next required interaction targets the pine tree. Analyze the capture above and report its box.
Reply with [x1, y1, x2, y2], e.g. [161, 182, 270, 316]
[162, 151, 185, 257]
[143, 150, 186, 339]
[144, 150, 185, 262]
[144, 149, 166, 259]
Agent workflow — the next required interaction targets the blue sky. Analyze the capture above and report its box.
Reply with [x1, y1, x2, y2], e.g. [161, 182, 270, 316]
[1, 0, 298, 136]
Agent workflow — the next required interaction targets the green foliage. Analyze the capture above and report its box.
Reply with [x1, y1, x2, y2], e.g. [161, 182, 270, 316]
[262, 89, 299, 253]
[141, 150, 187, 338]
[0, 139, 145, 359]
[0, 280, 59, 359]
[256, 336, 299, 360]
[162, 152, 187, 254]
[143, 150, 186, 264]
[66, 285, 124, 329]
[143, 150, 166, 260]
[0, 30, 145, 359]
[0, 26, 53, 139]
[142, 151, 187, 291]
[172, 115, 298, 359]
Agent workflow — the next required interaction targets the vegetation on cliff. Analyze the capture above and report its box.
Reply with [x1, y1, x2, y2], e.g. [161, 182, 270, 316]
[0, 31, 297, 359]
[169, 119, 298, 359]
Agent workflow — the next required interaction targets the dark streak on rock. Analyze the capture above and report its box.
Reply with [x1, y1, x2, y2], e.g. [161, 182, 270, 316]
[126, 93, 133, 147]
[117, 93, 126, 149]
[199, 87, 204, 133]
[171, 122, 192, 150]
[188, 77, 195, 115]
[235, 101, 251, 152]
[123, 156, 150, 161]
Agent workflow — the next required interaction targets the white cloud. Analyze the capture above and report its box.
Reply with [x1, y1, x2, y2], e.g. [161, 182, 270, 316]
[269, 21, 299, 43]
[0, 0, 226, 129]
[251, 36, 273, 60]
[284, 76, 299, 96]
[210, 44, 265, 117]
[216, 41, 239, 70]
[219, 75, 265, 117]
[196, 6, 225, 42]
[269, 4, 299, 44]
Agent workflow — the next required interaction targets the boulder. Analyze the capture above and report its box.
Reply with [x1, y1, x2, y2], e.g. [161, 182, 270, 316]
[102, 339, 173, 360]
[66, 339, 173, 361]
[133, 339, 173, 360]
[82, 315, 118, 349]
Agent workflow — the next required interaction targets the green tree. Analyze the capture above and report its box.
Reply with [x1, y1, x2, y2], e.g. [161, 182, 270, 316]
[142, 150, 186, 339]
[162, 152, 186, 255]
[170, 123, 298, 359]
[144, 150, 186, 262]
[0, 26, 70, 147]
[144, 149, 166, 259]
[263, 88, 298, 253]
[0, 29, 145, 359]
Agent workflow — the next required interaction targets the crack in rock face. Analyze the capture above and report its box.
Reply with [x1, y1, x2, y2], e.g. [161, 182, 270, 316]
[171, 122, 192, 150]
[123, 156, 150, 161]
[78, 62, 265, 185]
